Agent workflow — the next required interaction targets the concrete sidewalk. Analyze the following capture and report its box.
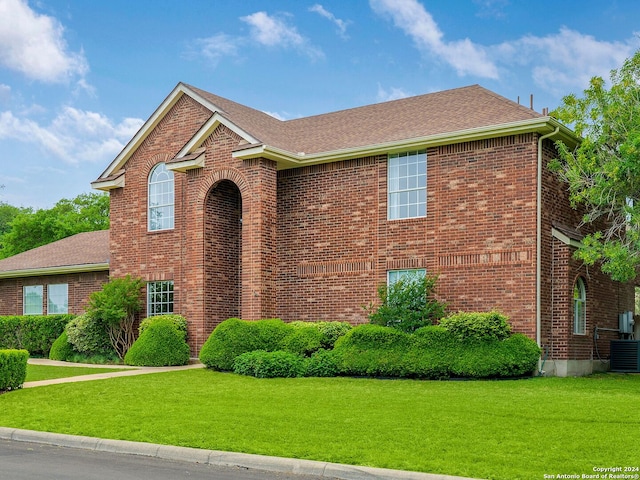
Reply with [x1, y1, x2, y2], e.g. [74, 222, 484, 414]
[18, 359, 481, 480]
[24, 358, 203, 388]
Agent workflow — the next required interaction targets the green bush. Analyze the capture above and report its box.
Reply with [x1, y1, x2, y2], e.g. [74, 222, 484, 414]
[233, 350, 305, 378]
[49, 332, 76, 361]
[124, 318, 190, 366]
[290, 321, 352, 349]
[139, 314, 188, 337]
[199, 318, 292, 371]
[367, 274, 446, 333]
[282, 326, 323, 356]
[304, 349, 340, 377]
[0, 349, 29, 391]
[0, 315, 72, 356]
[439, 311, 512, 341]
[65, 313, 113, 355]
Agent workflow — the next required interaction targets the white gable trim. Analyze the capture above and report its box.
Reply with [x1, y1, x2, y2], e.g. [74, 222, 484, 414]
[551, 227, 583, 248]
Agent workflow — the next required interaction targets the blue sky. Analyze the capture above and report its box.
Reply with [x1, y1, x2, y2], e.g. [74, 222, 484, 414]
[0, 0, 639, 209]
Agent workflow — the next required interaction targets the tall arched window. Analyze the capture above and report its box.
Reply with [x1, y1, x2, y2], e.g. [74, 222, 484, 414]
[148, 163, 174, 231]
[573, 277, 587, 335]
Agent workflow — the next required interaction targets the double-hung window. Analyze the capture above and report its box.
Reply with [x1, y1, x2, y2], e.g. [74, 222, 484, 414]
[148, 163, 174, 231]
[388, 150, 427, 220]
[573, 277, 587, 335]
[47, 284, 69, 314]
[388, 269, 426, 286]
[23, 285, 43, 315]
[147, 281, 174, 316]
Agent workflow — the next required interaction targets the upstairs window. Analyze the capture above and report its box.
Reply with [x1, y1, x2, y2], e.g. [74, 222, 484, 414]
[148, 163, 174, 231]
[573, 277, 587, 335]
[388, 149, 427, 220]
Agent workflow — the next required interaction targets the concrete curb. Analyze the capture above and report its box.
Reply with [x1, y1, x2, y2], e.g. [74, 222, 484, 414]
[0, 427, 478, 480]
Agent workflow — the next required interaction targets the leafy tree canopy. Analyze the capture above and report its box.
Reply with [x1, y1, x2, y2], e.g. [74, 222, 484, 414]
[550, 50, 640, 282]
[0, 192, 109, 259]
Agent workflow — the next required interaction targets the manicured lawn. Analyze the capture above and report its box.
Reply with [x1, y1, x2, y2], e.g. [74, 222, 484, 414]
[25, 364, 130, 382]
[1, 369, 638, 480]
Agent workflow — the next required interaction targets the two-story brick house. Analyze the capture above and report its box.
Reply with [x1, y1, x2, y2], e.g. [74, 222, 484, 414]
[89, 82, 635, 375]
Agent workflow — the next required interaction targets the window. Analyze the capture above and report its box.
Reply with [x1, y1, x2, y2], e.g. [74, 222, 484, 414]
[148, 163, 174, 231]
[573, 277, 587, 335]
[23, 285, 43, 315]
[48, 284, 68, 314]
[388, 149, 427, 220]
[388, 269, 426, 285]
[147, 281, 174, 316]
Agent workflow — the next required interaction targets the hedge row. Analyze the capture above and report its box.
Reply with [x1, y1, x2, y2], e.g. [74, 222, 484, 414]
[124, 315, 190, 366]
[199, 318, 352, 370]
[0, 315, 73, 356]
[0, 349, 29, 391]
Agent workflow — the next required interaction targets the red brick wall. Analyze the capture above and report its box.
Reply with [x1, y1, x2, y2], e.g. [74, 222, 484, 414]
[0, 271, 109, 315]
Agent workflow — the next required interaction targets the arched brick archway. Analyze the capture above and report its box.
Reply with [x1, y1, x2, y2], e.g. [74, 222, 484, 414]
[203, 179, 242, 337]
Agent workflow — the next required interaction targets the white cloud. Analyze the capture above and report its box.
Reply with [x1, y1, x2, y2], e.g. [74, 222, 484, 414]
[0, 0, 88, 83]
[262, 110, 287, 121]
[0, 107, 143, 164]
[0, 83, 10, 103]
[370, 0, 499, 79]
[192, 33, 241, 66]
[494, 27, 639, 93]
[241, 11, 324, 59]
[309, 4, 351, 39]
[377, 84, 412, 102]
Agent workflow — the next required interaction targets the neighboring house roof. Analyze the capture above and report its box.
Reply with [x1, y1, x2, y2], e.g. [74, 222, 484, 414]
[0, 230, 110, 279]
[94, 82, 579, 187]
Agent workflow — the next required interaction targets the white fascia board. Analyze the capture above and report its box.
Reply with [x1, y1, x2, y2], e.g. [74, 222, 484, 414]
[176, 112, 259, 158]
[91, 174, 125, 191]
[0, 263, 110, 279]
[551, 228, 583, 248]
[233, 117, 577, 169]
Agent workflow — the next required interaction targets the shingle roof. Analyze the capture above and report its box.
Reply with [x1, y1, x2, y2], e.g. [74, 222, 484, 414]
[187, 84, 543, 155]
[0, 230, 109, 276]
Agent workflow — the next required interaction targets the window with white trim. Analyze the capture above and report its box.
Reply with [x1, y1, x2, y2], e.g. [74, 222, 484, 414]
[147, 281, 174, 316]
[573, 277, 586, 335]
[23, 285, 43, 315]
[388, 149, 427, 220]
[148, 163, 174, 231]
[388, 269, 426, 286]
[47, 284, 68, 314]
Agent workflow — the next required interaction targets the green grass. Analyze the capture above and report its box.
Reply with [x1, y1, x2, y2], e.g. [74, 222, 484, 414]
[1, 370, 638, 480]
[25, 364, 128, 382]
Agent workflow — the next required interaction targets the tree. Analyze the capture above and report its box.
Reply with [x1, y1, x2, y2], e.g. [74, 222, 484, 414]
[86, 275, 144, 360]
[0, 192, 109, 259]
[550, 50, 640, 282]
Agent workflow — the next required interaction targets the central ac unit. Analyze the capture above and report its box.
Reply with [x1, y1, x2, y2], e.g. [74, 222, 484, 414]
[610, 340, 640, 373]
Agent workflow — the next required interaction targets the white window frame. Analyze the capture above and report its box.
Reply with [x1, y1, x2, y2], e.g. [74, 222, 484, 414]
[388, 269, 426, 286]
[23, 285, 43, 315]
[573, 277, 587, 335]
[388, 149, 427, 220]
[148, 163, 175, 231]
[147, 281, 174, 316]
[47, 284, 69, 314]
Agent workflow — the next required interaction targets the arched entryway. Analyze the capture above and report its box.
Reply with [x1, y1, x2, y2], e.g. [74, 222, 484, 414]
[204, 180, 242, 331]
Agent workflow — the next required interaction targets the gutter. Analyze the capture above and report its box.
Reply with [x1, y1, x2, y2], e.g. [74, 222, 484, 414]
[0, 263, 109, 279]
[537, 126, 560, 349]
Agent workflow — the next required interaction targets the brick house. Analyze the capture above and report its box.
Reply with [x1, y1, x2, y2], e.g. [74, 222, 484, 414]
[0, 230, 109, 315]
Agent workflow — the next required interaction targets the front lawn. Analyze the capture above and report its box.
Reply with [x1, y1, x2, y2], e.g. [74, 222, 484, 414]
[25, 364, 128, 382]
[1, 370, 638, 480]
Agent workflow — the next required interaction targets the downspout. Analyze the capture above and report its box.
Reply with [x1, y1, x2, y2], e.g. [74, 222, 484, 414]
[537, 126, 560, 353]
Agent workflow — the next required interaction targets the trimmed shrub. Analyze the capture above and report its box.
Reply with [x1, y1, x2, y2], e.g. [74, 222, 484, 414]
[65, 313, 113, 355]
[124, 318, 190, 366]
[368, 274, 446, 333]
[0, 315, 72, 356]
[233, 350, 305, 378]
[0, 349, 29, 391]
[139, 314, 187, 337]
[304, 349, 339, 377]
[199, 318, 292, 371]
[49, 332, 76, 361]
[439, 311, 511, 341]
[282, 326, 323, 356]
[290, 321, 353, 349]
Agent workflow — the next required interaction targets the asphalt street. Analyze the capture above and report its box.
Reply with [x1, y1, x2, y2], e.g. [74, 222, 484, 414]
[0, 439, 334, 480]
